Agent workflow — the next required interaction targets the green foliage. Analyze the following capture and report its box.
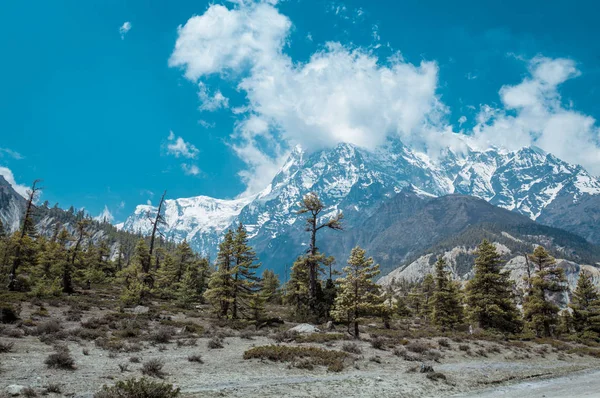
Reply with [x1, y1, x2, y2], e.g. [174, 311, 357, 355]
[569, 271, 600, 337]
[431, 257, 463, 330]
[465, 240, 522, 333]
[261, 269, 281, 303]
[94, 378, 180, 398]
[331, 246, 384, 338]
[523, 246, 567, 337]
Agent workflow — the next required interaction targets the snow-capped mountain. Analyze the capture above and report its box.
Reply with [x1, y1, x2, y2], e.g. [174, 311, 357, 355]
[120, 138, 600, 271]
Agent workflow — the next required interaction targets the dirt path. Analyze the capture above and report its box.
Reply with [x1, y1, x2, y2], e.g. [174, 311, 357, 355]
[449, 368, 600, 398]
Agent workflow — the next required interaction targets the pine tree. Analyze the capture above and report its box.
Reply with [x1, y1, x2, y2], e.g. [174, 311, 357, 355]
[261, 269, 281, 303]
[431, 257, 463, 330]
[204, 230, 235, 317]
[297, 192, 343, 315]
[569, 271, 600, 337]
[0, 219, 5, 239]
[230, 223, 261, 319]
[174, 241, 194, 283]
[155, 253, 178, 298]
[523, 246, 567, 337]
[331, 246, 384, 338]
[465, 240, 522, 333]
[421, 273, 435, 320]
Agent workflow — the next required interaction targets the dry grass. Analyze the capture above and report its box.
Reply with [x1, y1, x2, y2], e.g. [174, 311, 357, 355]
[243, 345, 348, 372]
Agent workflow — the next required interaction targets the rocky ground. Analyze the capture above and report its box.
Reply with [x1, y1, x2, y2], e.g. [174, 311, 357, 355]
[1, 297, 600, 397]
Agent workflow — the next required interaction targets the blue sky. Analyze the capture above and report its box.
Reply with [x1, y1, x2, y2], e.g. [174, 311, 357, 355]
[1, 0, 599, 222]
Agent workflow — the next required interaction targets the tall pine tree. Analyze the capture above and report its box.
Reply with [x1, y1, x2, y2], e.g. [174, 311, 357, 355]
[569, 271, 600, 337]
[523, 246, 567, 337]
[230, 223, 261, 319]
[332, 246, 384, 338]
[431, 257, 463, 330]
[465, 240, 522, 333]
[204, 230, 235, 317]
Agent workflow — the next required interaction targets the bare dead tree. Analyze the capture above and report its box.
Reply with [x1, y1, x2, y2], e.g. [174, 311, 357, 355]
[145, 190, 167, 274]
[8, 179, 42, 291]
[297, 192, 343, 313]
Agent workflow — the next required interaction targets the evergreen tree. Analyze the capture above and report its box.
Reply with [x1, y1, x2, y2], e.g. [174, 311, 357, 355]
[261, 269, 281, 303]
[420, 273, 435, 320]
[0, 219, 5, 239]
[174, 241, 194, 283]
[465, 240, 522, 333]
[331, 246, 384, 338]
[569, 271, 600, 337]
[231, 223, 261, 319]
[204, 230, 235, 317]
[523, 246, 567, 337]
[155, 253, 178, 298]
[297, 192, 343, 315]
[285, 255, 311, 318]
[431, 257, 463, 330]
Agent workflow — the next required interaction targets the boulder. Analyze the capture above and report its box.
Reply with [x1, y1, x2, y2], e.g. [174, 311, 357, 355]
[289, 323, 320, 334]
[5, 385, 26, 396]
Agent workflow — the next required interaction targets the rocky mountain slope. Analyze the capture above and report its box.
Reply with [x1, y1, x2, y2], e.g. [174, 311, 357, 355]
[120, 138, 600, 274]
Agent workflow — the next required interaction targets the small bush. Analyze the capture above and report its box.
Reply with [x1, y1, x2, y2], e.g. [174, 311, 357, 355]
[44, 384, 62, 394]
[149, 328, 173, 344]
[438, 338, 450, 348]
[243, 345, 348, 372]
[207, 336, 224, 349]
[0, 306, 20, 324]
[458, 344, 470, 352]
[393, 347, 420, 361]
[341, 342, 362, 354]
[119, 363, 129, 372]
[0, 341, 14, 353]
[272, 330, 299, 343]
[35, 320, 61, 335]
[296, 333, 344, 344]
[3, 327, 24, 338]
[45, 346, 75, 370]
[370, 337, 386, 350]
[82, 348, 90, 356]
[406, 341, 429, 354]
[141, 359, 165, 378]
[94, 377, 180, 398]
[129, 356, 141, 363]
[188, 354, 203, 363]
[426, 372, 447, 381]
[21, 387, 37, 397]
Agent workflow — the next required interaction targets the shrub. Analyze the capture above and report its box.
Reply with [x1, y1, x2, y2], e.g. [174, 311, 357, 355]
[393, 347, 420, 361]
[21, 387, 37, 397]
[141, 359, 165, 378]
[296, 333, 344, 344]
[94, 377, 180, 398]
[243, 345, 348, 372]
[406, 341, 429, 354]
[82, 348, 89, 356]
[44, 384, 62, 394]
[0, 306, 20, 324]
[35, 320, 62, 335]
[129, 356, 141, 363]
[370, 337, 386, 350]
[438, 338, 450, 348]
[150, 328, 173, 344]
[119, 363, 129, 372]
[45, 346, 75, 370]
[458, 344, 470, 352]
[426, 372, 447, 381]
[341, 342, 362, 354]
[187, 354, 203, 363]
[207, 337, 224, 349]
[0, 341, 14, 353]
[3, 328, 24, 338]
[272, 330, 299, 343]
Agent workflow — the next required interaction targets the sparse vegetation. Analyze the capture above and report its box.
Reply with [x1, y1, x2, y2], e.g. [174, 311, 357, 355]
[243, 345, 348, 372]
[44, 346, 75, 370]
[94, 378, 180, 398]
[141, 359, 166, 378]
[188, 354, 204, 363]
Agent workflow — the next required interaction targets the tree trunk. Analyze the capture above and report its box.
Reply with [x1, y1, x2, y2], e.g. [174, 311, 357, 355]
[147, 191, 166, 273]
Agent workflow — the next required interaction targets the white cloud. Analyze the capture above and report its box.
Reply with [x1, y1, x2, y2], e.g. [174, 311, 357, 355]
[181, 163, 201, 176]
[166, 131, 199, 159]
[0, 148, 23, 160]
[170, 1, 446, 193]
[94, 205, 114, 223]
[472, 56, 600, 174]
[0, 166, 29, 198]
[118, 201, 125, 210]
[171, 1, 600, 194]
[198, 82, 229, 111]
[119, 22, 132, 40]
[458, 116, 467, 126]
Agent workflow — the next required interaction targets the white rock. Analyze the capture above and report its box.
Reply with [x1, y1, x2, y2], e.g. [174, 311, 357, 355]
[6, 385, 26, 396]
[289, 323, 320, 333]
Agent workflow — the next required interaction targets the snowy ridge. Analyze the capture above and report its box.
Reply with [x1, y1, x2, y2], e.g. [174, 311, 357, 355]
[120, 138, 600, 266]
